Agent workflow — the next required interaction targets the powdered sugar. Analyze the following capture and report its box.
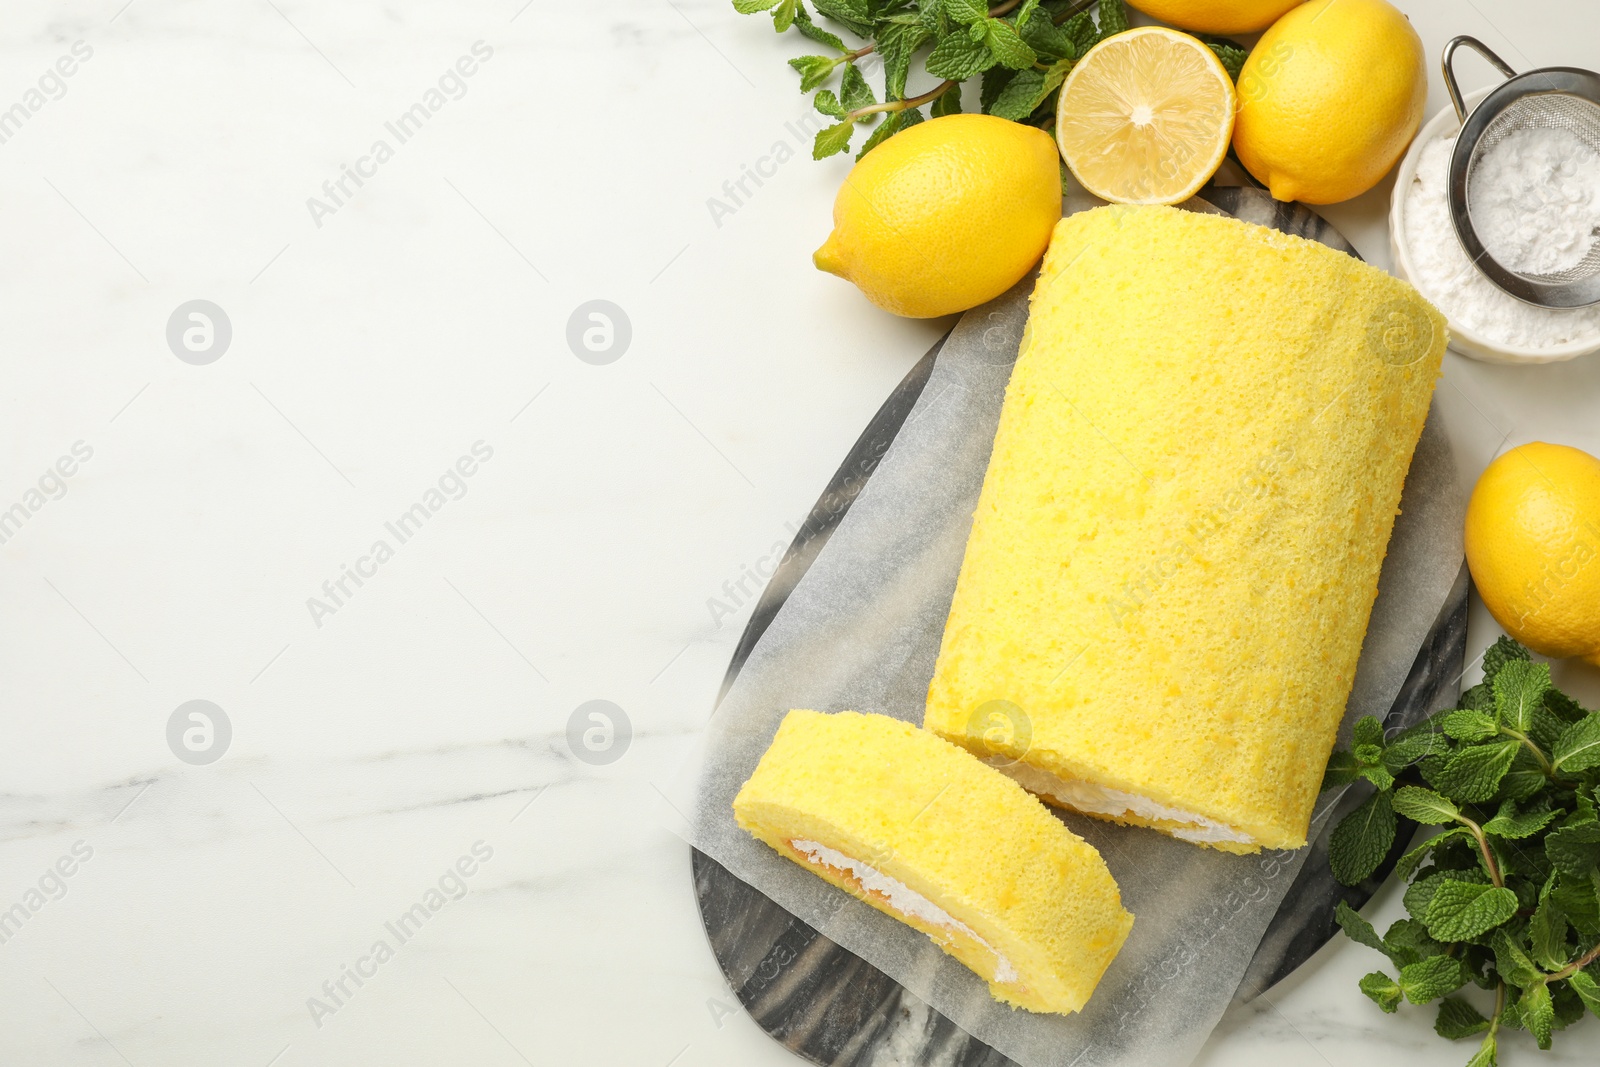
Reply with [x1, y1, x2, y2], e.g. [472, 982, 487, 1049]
[1403, 133, 1600, 348]
[1468, 125, 1600, 276]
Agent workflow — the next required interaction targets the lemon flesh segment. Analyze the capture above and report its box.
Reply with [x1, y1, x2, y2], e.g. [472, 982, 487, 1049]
[1056, 27, 1236, 206]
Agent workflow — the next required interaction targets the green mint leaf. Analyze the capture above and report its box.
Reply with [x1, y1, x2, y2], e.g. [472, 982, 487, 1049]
[1491, 927, 1543, 987]
[1546, 688, 1590, 725]
[813, 88, 848, 118]
[1495, 659, 1552, 733]
[1393, 786, 1462, 825]
[1497, 747, 1549, 803]
[1483, 798, 1558, 840]
[1359, 970, 1402, 1013]
[1444, 709, 1498, 743]
[1554, 979, 1586, 1028]
[1208, 41, 1248, 81]
[1383, 918, 1446, 967]
[883, 51, 912, 101]
[979, 64, 1016, 110]
[1323, 749, 1363, 791]
[926, 31, 997, 79]
[1040, 55, 1072, 96]
[772, 0, 800, 33]
[1383, 728, 1450, 772]
[733, 0, 782, 13]
[917, 0, 945, 33]
[1399, 954, 1467, 1004]
[1020, 13, 1076, 60]
[1330, 788, 1397, 887]
[839, 62, 876, 111]
[1359, 764, 1397, 791]
[1353, 742, 1384, 764]
[1095, 0, 1128, 39]
[1429, 742, 1519, 804]
[812, 120, 854, 159]
[1014, 0, 1042, 29]
[1353, 715, 1386, 750]
[1062, 10, 1096, 54]
[855, 110, 903, 158]
[876, 23, 932, 99]
[988, 67, 1047, 119]
[1547, 875, 1600, 940]
[1335, 899, 1389, 958]
[1482, 635, 1531, 685]
[793, 8, 848, 50]
[1436, 995, 1492, 1038]
[1464, 1032, 1497, 1067]
[810, 0, 872, 36]
[1520, 981, 1556, 1049]
[930, 82, 963, 116]
[1529, 703, 1567, 748]
[1546, 822, 1600, 880]
[789, 55, 840, 92]
[900, 106, 924, 130]
[1425, 881, 1519, 940]
[942, 0, 988, 24]
[1461, 682, 1494, 714]
[1418, 752, 1451, 784]
[984, 18, 1038, 70]
[1529, 888, 1569, 971]
[1569, 968, 1600, 1017]
[1396, 827, 1471, 882]
[1553, 713, 1600, 774]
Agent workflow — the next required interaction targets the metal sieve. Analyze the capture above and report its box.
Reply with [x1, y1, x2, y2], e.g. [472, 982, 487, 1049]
[1442, 35, 1600, 308]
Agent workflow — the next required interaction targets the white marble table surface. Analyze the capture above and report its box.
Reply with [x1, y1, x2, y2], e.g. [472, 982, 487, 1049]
[0, 1, 1597, 1065]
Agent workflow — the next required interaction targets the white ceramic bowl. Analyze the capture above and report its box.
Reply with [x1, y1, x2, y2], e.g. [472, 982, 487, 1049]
[1389, 85, 1600, 365]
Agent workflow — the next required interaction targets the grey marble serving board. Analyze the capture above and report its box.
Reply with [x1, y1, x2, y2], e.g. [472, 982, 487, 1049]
[691, 187, 1469, 1067]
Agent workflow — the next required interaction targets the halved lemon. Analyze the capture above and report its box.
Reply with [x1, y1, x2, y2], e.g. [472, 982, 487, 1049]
[1056, 26, 1236, 205]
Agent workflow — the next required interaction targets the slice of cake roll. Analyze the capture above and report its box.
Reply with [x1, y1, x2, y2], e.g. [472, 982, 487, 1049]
[733, 710, 1133, 1015]
[925, 204, 1446, 854]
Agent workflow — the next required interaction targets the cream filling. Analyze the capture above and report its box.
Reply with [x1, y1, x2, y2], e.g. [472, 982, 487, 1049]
[986, 758, 1256, 846]
[790, 839, 1019, 983]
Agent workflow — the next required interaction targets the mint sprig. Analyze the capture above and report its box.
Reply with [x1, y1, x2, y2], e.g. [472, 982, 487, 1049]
[1328, 635, 1600, 1066]
[732, 0, 1133, 161]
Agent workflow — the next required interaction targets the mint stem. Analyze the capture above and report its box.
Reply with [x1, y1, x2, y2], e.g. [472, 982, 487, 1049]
[1051, 0, 1097, 26]
[1456, 814, 1504, 888]
[1500, 727, 1555, 776]
[845, 79, 956, 122]
[1548, 941, 1600, 983]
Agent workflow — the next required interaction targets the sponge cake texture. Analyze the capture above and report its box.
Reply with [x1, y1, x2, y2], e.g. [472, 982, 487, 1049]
[923, 205, 1445, 852]
[734, 710, 1133, 1015]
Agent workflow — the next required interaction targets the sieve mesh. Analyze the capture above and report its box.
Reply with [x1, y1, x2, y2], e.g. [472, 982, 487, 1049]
[1465, 92, 1600, 283]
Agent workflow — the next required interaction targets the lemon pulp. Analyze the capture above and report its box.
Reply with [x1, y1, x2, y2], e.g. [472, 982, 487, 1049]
[1056, 26, 1235, 206]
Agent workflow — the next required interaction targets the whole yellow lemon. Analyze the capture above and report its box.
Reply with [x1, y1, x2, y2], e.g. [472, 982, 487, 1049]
[1232, 0, 1425, 205]
[813, 114, 1061, 319]
[1465, 442, 1600, 667]
[1127, 0, 1304, 34]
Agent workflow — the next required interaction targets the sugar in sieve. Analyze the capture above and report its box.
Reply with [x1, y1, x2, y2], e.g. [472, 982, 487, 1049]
[1442, 35, 1600, 308]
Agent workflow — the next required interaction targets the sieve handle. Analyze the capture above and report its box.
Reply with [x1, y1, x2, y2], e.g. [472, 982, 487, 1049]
[1442, 36, 1518, 122]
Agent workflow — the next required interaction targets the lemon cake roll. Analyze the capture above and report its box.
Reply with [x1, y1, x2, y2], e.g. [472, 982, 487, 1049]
[924, 205, 1445, 854]
[733, 710, 1133, 1015]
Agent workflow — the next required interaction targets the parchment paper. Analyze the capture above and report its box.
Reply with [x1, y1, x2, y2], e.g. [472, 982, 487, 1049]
[680, 228, 1466, 1067]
